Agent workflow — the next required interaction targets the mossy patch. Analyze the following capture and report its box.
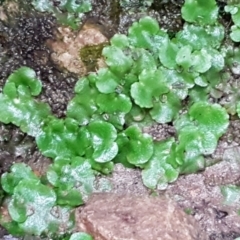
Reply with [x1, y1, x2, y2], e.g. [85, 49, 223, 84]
[79, 43, 109, 72]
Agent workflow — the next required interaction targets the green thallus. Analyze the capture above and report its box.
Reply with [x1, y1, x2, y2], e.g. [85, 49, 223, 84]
[0, 0, 239, 237]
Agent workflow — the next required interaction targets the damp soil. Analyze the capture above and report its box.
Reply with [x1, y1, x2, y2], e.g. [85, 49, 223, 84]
[0, 0, 240, 239]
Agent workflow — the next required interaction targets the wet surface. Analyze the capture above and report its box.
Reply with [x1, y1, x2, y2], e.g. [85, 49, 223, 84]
[0, 0, 240, 239]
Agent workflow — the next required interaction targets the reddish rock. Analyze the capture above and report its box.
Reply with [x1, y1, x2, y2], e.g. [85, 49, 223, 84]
[76, 193, 203, 240]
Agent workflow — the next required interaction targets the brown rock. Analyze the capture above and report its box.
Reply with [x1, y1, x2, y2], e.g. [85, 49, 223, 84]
[47, 22, 109, 75]
[76, 193, 203, 240]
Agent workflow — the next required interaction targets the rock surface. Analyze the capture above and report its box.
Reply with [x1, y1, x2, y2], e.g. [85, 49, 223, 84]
[76, 193, 203, 240]
[47, 23, 108, 75]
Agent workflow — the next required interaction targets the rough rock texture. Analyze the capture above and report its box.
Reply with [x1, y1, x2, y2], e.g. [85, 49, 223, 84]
[205, 146, 240, 186]
[166, 170, 240, 239]
[103, 163, 150, 195]
[76, 193, 203, 240]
